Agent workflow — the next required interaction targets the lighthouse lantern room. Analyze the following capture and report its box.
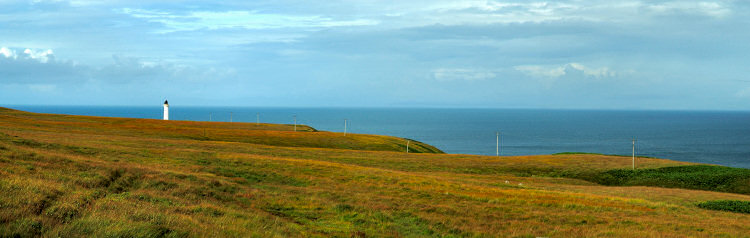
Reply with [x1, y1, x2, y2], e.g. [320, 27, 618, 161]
[163, 100, 169, 120]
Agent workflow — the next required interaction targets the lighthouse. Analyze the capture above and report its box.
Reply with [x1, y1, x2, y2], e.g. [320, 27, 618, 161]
[163, 100, 169, 120]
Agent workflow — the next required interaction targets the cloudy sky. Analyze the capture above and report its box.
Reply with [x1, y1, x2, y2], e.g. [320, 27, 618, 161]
[1, 0, 749, 110]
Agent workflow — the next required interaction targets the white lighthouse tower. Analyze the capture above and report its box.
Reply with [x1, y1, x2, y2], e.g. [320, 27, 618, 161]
[163, 100, 169, 120]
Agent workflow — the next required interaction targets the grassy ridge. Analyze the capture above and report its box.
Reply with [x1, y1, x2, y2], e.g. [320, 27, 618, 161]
[1, 107, 750, 237]
[0, 107, 441, 154]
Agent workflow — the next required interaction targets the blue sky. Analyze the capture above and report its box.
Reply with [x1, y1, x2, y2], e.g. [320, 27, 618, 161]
[1, 0, 749, 110]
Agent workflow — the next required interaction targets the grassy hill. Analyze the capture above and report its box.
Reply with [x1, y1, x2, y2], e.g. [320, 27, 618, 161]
[0, 107, 442, 154]
[1, 107, 749, 237]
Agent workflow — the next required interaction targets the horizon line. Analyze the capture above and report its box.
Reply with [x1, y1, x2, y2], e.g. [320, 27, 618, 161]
[3, 104, 749, 113]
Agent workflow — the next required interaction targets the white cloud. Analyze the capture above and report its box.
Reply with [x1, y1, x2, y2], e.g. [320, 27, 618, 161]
[1, 46, 233, 84]
[121, 8, 379, 33]
[0, 46, 83, 84]
[515, 63, 618, 79]
[514, 65, 566, 78]
[0, 47, 55, 63]
[23, 48, 54, 63]
[0, 47, 16, 59]
[646, 1, 731, 18]
[416, 1, 577, 25]
[567, 63, 616, 78]
[433, 68, 496, 81]
[378, 0, 732, 28]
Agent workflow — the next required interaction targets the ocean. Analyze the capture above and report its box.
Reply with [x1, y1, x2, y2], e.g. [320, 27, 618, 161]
[8, 105, 750, 169]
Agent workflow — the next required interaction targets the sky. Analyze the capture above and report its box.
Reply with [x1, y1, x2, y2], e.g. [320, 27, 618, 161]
[1, 0, 749, 110]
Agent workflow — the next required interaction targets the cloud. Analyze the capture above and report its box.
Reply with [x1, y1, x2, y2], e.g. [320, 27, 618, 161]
[423, 2, 577, 24]
[514, 63, 617, 79]
[0, 46, 234, 85]
[567, 63, 616, 78]
[23, 48, 55, 63]
[646, 1, 731, 18]
[0, 47, 16, 58]
[432, 68, 496, 81]
[414, 0, 732, 27]
[120, 8, 379, 33]
[95, 55, 236, 83]
[0, 46, 82, 83]
[0, 47, 55, 63]
[513, 65, 566, 78]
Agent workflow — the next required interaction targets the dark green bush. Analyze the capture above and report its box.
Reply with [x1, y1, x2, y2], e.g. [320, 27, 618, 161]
[697, 200, 750, 214]
[577, 165, 750, 195]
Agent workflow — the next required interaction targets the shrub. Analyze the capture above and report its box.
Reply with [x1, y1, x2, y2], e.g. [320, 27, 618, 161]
[697, 200, 750, 214]
[579, 165, 750, 195]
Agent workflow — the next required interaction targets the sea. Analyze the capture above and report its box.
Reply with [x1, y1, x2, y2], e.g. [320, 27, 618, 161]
[7, 105, 750, 169]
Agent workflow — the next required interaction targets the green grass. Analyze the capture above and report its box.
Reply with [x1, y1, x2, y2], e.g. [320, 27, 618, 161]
[2, 107, 750, 237]
[554, 152, 658, 159]
[697, 200, 750, 214]
[575, 165, 750, 194]
[554, 152, 604, 155]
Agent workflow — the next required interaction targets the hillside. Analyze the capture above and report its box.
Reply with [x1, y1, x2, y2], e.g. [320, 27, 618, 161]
[1, 107, 749, 237]
[0, 107, 442, 154]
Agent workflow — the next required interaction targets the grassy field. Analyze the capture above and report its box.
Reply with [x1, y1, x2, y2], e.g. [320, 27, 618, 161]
[1, 107, 749, 237]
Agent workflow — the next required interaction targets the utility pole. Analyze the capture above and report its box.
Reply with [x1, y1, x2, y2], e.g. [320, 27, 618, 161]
[293, 115, 297, 132]
[406, 140, 410, 153]
[632, 138, 636, 170]
[496, 131, 500, 157]
[344, 119, 347, 136]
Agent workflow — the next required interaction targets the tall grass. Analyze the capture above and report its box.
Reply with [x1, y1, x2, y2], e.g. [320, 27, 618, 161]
[2, 107, 750, 237]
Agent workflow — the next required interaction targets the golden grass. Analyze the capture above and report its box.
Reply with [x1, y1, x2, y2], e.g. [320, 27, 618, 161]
[1, 107, 749, 237]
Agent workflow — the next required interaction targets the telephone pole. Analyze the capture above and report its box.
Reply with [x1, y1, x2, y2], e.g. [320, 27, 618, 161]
[496, 131, 500, 157]
[632, 138, 636, 170]
[406, 140, 410, 153]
